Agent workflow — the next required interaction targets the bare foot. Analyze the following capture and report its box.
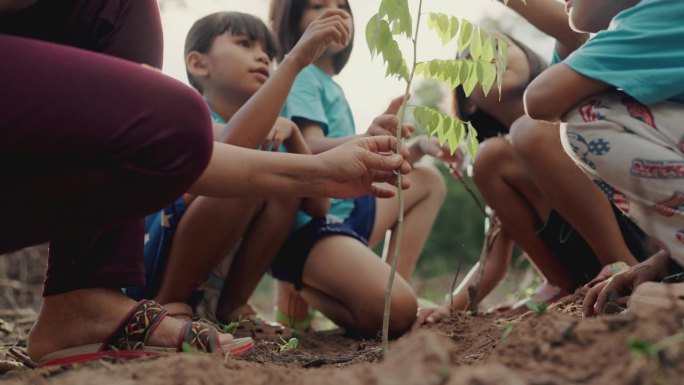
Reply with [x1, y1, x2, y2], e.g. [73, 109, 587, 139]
[27, 288, 234, 361]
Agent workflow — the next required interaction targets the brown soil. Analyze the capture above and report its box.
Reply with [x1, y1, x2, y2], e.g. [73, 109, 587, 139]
[2, 293, 684, 385]
[2, 247, 683, 384]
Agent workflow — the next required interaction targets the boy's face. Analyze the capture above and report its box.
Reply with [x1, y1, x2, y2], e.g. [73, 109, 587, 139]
[205, 33, 273, 98]
[565, 0, 639, 33]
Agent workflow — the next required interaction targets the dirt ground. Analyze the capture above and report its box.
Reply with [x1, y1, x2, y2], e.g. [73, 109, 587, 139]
[2, 293, 684, 385]
[2, 247, 684, 384]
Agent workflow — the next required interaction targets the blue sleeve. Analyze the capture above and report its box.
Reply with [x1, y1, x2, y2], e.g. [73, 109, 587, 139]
[284, 66, 329, 135]
[549, 49, 562, 66]
[563, 0, 684, 105]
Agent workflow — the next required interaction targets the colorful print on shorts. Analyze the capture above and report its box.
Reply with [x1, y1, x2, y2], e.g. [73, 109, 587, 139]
[655, 192, 684, 217]
[621, 97, 656, 129]
[578, 99, 608, 123]
[630, 159, 684, 179]
[594, 180, 630, 214]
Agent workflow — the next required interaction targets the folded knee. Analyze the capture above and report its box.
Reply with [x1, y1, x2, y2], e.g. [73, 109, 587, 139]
[142, 85, 213, 194]
[353, 283, 417, 337]
[471, 137, 511, 186]
[415, 165, 447, 202]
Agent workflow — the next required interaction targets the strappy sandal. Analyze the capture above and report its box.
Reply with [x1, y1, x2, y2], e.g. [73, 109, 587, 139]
[37, 300, 254, 367]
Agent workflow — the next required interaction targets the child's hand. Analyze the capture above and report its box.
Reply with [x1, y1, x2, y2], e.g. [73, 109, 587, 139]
[365, 96, 414, 139]
[289, 9, 351, 69]
[411, 136, 465, 175]
[263, 117, 297, 151]
[582, 251, 670, 317]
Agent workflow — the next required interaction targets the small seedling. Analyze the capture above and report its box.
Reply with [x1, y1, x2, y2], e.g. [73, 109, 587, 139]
[525, 299, 548, 314]
[628, 339, 653, 358]
[181, 341, 199, 354]
[500, 322, 515, 341]
[278, 335, 299, 353]
[628, 332, 684, 361]
[222, 315, 248, 334]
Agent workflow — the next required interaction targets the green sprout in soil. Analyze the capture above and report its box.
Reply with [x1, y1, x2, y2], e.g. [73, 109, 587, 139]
[181, 341, 199, 354]
[222, 315, 248, 334]
[628, 332, 684, 360]
[278, 335, 299, 353]
[525, 299, 548, 314]
[500, 322, 516, 341]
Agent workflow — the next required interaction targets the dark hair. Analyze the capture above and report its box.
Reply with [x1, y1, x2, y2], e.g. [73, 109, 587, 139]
[454, 33, 547, 142]
[269, 0, 353, 74]
[184, 11, 279, 93]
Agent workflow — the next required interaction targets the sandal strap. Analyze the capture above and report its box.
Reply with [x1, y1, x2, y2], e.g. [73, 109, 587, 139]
[100, 300, 168, 352]
[177, 321, 221, 353]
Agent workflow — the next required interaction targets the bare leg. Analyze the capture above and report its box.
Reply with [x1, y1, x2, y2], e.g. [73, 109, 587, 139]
[215, 197, 301, 322]
[471, 137, 575, 291]
[369, 165, 446, 279]
[510, 117, 639, 266]
[299, 235, 418, 336]
[154, 196, 258, 305]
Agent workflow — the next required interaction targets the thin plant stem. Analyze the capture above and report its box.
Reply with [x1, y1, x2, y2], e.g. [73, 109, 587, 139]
[381, 0, 424, 356]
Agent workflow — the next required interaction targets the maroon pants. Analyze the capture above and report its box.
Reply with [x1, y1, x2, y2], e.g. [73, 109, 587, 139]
[0, 0, 213, 295]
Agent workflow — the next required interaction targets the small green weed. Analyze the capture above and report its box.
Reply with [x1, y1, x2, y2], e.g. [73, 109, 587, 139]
[500, 322, 515, 341]
[222, 316, 248, 334]
[278, 335, 299, 353]
[525, 299, 547, 314]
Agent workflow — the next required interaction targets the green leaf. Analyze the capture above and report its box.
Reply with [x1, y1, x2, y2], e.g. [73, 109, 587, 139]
[365, 15, 392, 58]
[453, 119, 464, 147]
[457, 19, 474, 54]
[365, 14, 381, 57]
[415, 62, 426, 77]
[457, 60, 471, 88]
[446, 119, 460, 154]
[466, 122, 479, 159]
[379, 0, 412, 38]
[450, 16, 460, 42]
[462, 60, 478, 96]
[470, 27, 483, 60]
[429, 60, 440, 77]
[482, 35, 495, 63]
[479, 62, 497, 97]
[496, 38, 509, 98]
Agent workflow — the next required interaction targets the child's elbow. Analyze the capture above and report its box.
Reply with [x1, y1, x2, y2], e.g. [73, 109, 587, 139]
[523, 86, 561, 122]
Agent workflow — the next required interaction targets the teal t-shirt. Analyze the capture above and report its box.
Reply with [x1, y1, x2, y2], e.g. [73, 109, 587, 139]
[563, 0, 684, 106]
[283, 64, 357, 229]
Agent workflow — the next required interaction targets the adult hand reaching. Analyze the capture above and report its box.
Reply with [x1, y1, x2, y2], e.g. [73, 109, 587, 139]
[316, 135, 412, 199]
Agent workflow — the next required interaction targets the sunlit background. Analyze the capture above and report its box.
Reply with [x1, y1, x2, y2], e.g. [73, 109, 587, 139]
[159, 0, 555, 132]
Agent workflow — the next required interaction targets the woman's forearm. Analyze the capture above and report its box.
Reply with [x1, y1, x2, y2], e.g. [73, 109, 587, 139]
[189, 142, 325, 198]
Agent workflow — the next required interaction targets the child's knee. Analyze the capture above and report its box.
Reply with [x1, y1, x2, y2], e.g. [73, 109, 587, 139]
[472, 137, 510, 186]
[414, 165, 447, 202]
[509, 116, 550, 161]
[388, 284, 418, 336]
[354, 281, 417, 337]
